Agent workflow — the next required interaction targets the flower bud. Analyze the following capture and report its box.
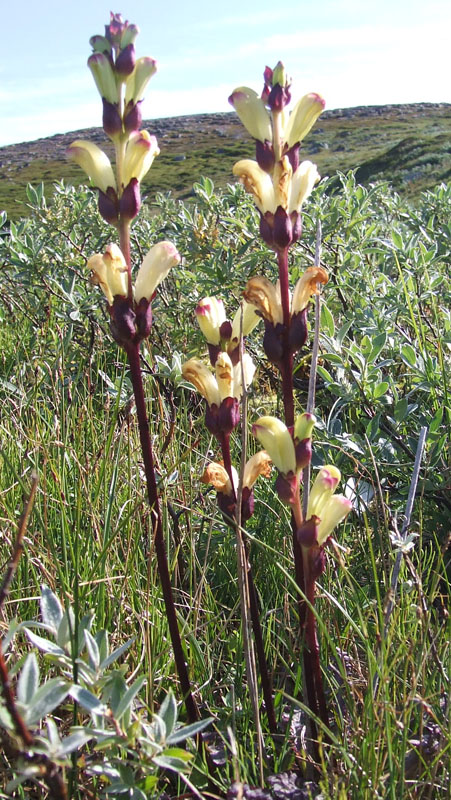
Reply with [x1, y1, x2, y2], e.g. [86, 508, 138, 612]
[88, 53, 119, 104]
[115, 43, 135, 77]
[102, 99, 122, 139]
[285, 93, 326, 148]
[125, 56, 157, 104]
[316, 495, 352, 545]
[87, 243, 128, 305]
[119, 178, 141, 221]
[252, 416, 296, 476]
[228, 88, 272, 143]
[67, 140, 117, 194]
[122, 131, 160, 186]
[196, 297, 226, 345]
[134, 241, 180, 303]
[123, 100, 143, 134]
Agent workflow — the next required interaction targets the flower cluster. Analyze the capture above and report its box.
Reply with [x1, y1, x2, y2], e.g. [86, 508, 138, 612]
[88, 241, 179, 346]
[252, 413, 315, 504]
[244, 266, 328, 364]
[201, 452, 272, 524]
[297, 466, 352, 576]
[182, 295, 271, 523]
[229, 63, 325, 250]
[68, 13, 158, 224]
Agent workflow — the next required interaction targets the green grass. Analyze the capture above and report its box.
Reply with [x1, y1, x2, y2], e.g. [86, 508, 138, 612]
[1, 104, 451, 219]
[0, 176, 449, 798]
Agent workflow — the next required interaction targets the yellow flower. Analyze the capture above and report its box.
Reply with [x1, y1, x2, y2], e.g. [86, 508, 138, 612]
[67, 140, 117, 194]
[134, 241, 179, 302]
[87, 243, 128, 304]
[252, 416, 296, 475]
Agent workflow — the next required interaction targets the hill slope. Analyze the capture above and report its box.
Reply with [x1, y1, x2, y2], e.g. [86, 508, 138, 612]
[1, 103, 450, 219]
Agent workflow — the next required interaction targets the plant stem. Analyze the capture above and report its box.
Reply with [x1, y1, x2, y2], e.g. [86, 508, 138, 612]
[220, 433, 277, 735]
[125, 341, 199, 723]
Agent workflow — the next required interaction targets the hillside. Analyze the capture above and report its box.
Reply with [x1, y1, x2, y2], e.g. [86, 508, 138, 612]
[1, 102, 450, 219]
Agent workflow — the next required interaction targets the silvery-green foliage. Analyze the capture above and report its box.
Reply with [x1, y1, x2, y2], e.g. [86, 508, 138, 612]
[1, 585, 212, 797]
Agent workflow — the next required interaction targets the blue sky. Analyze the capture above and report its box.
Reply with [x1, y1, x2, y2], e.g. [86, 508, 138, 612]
[1, 0, 450, 147]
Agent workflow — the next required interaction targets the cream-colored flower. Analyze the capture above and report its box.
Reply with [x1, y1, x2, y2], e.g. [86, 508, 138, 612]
[195, 297, 227, 345]
[125, 56, 157, 104]
[252, 416, 296, 475]
[307, 465, 341, 520]
[182, 359, 221, 407]
[134, 241, 180, 303]
[67, 140, 117, 194]
[87, 243, 128, 304]
[233, 158, 319, 216]
[316, 495, 352, 545]
[122, 131, 160, 186]
[230, 300, 261, 341]
[291, 266, 329, 314]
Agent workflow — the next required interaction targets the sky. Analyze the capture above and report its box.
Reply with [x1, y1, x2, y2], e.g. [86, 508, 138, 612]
[1, 0, 450, 147]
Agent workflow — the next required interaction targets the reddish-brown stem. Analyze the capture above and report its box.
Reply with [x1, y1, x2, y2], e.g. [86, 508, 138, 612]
[219, 432, 277, 734]
[125, 342, 199, 723]
[277, 247, 295, 429]
[119, 218, 133, 302]
[302, 547, 329, 737]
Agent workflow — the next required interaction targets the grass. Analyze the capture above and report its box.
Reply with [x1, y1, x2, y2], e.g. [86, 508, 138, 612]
[1, 103, 451, 219]
[0, 175, 449, 798]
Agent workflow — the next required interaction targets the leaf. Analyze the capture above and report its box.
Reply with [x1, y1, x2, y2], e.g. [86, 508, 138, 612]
[40, 586, 63, 634]
[367, 332, 387, 364]
[84, 629, 100, 671]
[59, 730, 95, 755]
[158, 692, 177, 738]
[374, 381, 389, 398]
[17, 653, 39, 705]
[167, 717, 213, 745]
[401, 343, 417, 367]
[320, 303, 335, 337]
[23, 628, 66, 656]
[69, 685, 107, 715]
[56, 606, 76, 649]
[25, 679, 69, 725]
[429, 406, 444, 433]
[391, 230, 404, 250]
[114, 676, 146, 722]
[99, 637, 134, 670]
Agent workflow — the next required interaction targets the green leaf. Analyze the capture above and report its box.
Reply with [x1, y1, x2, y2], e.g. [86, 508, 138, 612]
[167, 717, 213, 745]
[401, 343, 417, 367]
[57, 606, 76, 649]
[429, 406, 444, 433]
[320, 302, 335, 337]
[69, 685, 107, 715]
[25, 679, 69, 725]
[17, 653, 39, 705]
[158, 692, 177, 738]
[84, 629, 100, 671]
[114, 676, 146, 721]
[367, 332, 387, 363]
[40, 586, 63, 634]
[391, 230, 404, 249]
[99, 637, 134, 670]
[23, 628, 66, 657]
[374, 381, 389, 398]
